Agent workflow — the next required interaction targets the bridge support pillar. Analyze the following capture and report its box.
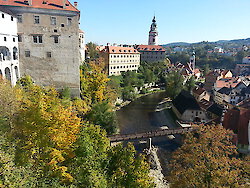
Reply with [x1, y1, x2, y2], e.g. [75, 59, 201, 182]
[148, 138, 152, 150]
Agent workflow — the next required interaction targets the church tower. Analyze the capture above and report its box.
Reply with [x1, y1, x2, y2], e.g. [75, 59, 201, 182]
[190, 51, 196, 71]
[148, 16, 158, 45]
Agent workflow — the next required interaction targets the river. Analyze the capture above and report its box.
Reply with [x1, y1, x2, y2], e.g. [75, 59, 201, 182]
[116, 92, 181, 152]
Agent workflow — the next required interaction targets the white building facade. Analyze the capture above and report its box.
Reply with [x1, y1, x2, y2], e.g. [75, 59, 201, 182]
[101, 46, 140, 76]
[0, 8, 20, 85]
[79, 29, 85, 63]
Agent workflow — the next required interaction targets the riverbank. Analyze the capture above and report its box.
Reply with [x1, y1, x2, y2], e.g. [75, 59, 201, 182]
[115, 89, 165, 111]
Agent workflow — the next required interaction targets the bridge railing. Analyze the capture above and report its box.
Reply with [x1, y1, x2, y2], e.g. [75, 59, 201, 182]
[108, 126, 198, 142]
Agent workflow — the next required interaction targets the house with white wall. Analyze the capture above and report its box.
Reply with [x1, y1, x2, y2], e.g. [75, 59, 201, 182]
[0, 8, 20, 85]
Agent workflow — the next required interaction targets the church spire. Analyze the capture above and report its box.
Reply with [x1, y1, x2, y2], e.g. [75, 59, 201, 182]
[148, 15, 158, 45]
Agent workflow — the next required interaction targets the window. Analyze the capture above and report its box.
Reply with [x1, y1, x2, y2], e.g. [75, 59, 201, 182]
[34, 15, 40, 24]
[33, 35, 43, 43]
[17, 15, 22, 23]
[2, 14, 4, 18]
[61, 23, 65, 27]
[54, 36, 59, 43]
[11, 16, 13, 21]
[13, 47, 18, 60]
[25, 50, 30, 57]
[47, 52, 52, 58]
[13, 37, 15, 42]
[67, 17, 72, 25]
[18, 35, 22, 42]
[51, 16, 56, 25]
[4, 37, 6, 41]
[54, 29, 58, 33]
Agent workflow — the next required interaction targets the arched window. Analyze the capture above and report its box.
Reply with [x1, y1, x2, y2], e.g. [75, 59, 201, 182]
[14, 66, 19, 80]
[5, 67, 11, 82]
[13, 47, 18, 60]
[0, 46, 11, 61]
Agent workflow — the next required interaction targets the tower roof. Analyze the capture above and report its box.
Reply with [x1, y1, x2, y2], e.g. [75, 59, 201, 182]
[152, 16, 156, 22]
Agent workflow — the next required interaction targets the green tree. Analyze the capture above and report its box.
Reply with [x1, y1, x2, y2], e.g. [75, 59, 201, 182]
[203, 64, 210, 76]
[86, 42, 99, 61]
[71, 124, 109, 187]
[122, 85, 137, 101]
[71, 126, 154, 188]
[184, 76, 196, 93]
[168, 125, 249, 188]
[107, 143, 154, 188]
[165, 70, 185, 99]
[86, 101, 117, 134]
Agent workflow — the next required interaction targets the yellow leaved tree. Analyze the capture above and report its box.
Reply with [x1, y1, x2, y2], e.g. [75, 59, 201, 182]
[80, 58, 117, 104]
[14, 76, 81, 183]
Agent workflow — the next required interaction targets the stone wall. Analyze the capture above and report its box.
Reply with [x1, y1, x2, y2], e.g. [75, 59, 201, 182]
[3, 6, 80, 96]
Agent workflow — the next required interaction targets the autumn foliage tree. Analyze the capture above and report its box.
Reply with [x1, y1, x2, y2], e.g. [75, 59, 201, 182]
[0, 77, 154, 187]
[80, 59, 111, 104]
[14, 76, 81, 183]
[168, 125, 249, 188]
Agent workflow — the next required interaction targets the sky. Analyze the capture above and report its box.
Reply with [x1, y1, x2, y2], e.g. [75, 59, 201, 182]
[72, 0, 250, 45]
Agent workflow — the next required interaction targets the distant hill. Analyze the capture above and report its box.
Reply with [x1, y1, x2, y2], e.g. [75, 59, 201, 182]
[162, 42, 190, 47]
[163, 38, 250, 47]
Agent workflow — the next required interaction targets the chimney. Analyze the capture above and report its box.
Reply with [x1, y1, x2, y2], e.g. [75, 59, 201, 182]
[28, 0, 32, 6]
[74, 2, 78, 8]
[63, 0, 66, 9]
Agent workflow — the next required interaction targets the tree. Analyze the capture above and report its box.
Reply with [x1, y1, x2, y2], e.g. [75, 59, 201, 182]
[168, 125, 249, 188]
[80, 59, 110, 104]
[184, 76, 196, 93]
[86, 101, 117, 134]
[107, 143, 155, 188]
[14, 80, 82, 183]
[71, 126, 154, 188]
[0, 78, 19, 130]
[71, 124, 110, 187]
[86, 42, 99, 61]
[203, 64, 210, 76]
[122, 85, 137, 101]
[165, 70, 185, 99]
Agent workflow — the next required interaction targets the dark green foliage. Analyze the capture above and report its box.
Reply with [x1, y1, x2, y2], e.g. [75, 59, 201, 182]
[122, 85, 137, 101]
[168, 52, 190, 65]
[59, 87, 71, 99]
[185, 76, 196, 92]
[86, 42, 99, 61]
[165, 70, 185, 99]
[86, 101, 117, 134]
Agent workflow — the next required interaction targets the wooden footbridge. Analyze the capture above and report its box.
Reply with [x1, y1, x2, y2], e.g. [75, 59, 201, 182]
[108, 126, 197, 142]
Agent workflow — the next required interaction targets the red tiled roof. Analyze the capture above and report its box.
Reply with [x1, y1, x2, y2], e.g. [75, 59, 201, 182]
[103, 46, 139, 54]
[237, 98, 250, 109]
[0, 0, 79, 12]
[136, 45, 165, 52]
[215, 78, 240, 89]
[223, 108, 250, 145]
[194, 68, 200, 74]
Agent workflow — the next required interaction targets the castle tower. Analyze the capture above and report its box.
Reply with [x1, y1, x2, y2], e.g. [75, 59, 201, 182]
[148, 16, 158, 45]
[190, 51, 196, 71]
